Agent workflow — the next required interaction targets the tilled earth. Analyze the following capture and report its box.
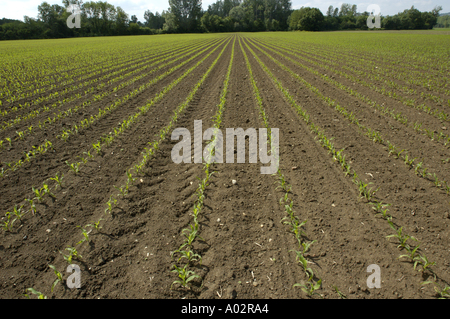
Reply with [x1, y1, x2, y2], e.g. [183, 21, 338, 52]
[1, 34, 449, 299]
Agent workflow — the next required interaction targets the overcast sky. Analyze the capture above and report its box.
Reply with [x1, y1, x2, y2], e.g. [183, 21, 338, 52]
[1, 0, 446, 22]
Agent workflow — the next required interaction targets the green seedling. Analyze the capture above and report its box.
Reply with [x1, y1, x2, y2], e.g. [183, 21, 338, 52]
[395, 149, 405, 159]
[12, 205, 25, 224]
[5, 138, 11, 147]
[414, 255, 436, 273]
[171, 248, 202, 264]
[49, 173, 64, 189]
[24, 288, 47, 299]
[293, 279, 322, 298]
[282, 217, 307, 245]
[331, 285, 347, 299]
[76, 226, 91, 245]
[66, 161, 80, 174]
[16, 131, 25, 140]
[356, 180, 379, 201]
[60, 247, 82, 264]
[279, 193, 290, 206]
[171, 264, 202, 290]
[181, 223, 203, 249]
[422, 281, 450, 299]
[32, 186, 44, 202]
[386, 220, 417, 249]
[399, 244, 420, 262]
[42, 183, 55, 198]
[78, 156, 88, 164]
[86, 219, 103, 231]
[83, 151, 94, 159]
[105, 196, 117, 214]
[25, 198, 37, 216]
[403, 154, 416, 168]
[290, 250, 314, 280]
[2, 212, 15, 232]
[301, 240, 316, 255]
[48, 265, 63, 292]
[114, 185, 128, 197]
[92, 142, 102, 155]
[430, 173, 441, 187]
[371, 201, 392, 220]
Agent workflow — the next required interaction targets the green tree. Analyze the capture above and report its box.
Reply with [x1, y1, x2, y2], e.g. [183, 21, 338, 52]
[168, 0, 202, 32]
[289, 7, 323, 31]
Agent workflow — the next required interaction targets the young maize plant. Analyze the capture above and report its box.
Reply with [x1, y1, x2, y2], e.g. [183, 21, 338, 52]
[16, 130, 25, 140]
[422, 281, 450, 299]
[414, 255, 436, 274]
[301, 240, 316, 255]
[24, 288, 47, 299]
[31, 186, 43, 203]
[86, 219, 103, 231]
[2, 212, 15, 232]
[78, 156, 88, 164]
[60, 247, 82, 264]
[398, 244, 421, 262]
[125, 170, 136, 191]
[171, 264, 202, 290]
[282, 216, 307, 246]
[48, 265, 63, 292]
[42, 183, 55, 198]
[66, 161, 80, 175]
[370, 201, 392, 220]
[386, 221, 417, 249]
[171, 248, 202, 265]
[114, 185, 128, 197]
[180, 223, 203, 250]
[25, 198, 37, 216]
[76, 226, 91, 245]
[92, 142, 102, 155]
[105, 196, 117, 214]
[12, 205, 26, 224]
[83, 151, 94, 159]
[355, 180, 379, 201]
[293, 279, 322, 298]
[403, 154, 417, 168]
[49, 173, 64, 189]
[331, 285, 347, 299]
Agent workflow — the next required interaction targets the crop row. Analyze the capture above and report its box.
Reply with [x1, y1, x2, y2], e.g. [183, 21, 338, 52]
[278, 36, 449, 97]
[25, 36, 233, 299]
[0, 37, 215, 132]
[244, 37, 449, 299]
[239, 36, 324, 297]
[0, 36, 199, 99]
[0, 39, 226, 175]
[2, 37, 229, 236]
[0, 38, 218, 154]
[1, 40, 180, 104]
[246, 38, 450, 200]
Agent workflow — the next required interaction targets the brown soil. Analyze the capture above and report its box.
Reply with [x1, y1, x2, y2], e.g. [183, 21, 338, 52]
[1, 34, 449, 299]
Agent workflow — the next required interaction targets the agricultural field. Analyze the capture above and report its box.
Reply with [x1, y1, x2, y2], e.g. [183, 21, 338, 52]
[1, 31, 450, 299]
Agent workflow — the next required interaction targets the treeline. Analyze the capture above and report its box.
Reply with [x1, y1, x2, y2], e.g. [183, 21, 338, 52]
[382, 6, 443, 30]
[0, 0, 444, 40]
[436, 14, 450, 28]
[288, 5, 443, 31]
